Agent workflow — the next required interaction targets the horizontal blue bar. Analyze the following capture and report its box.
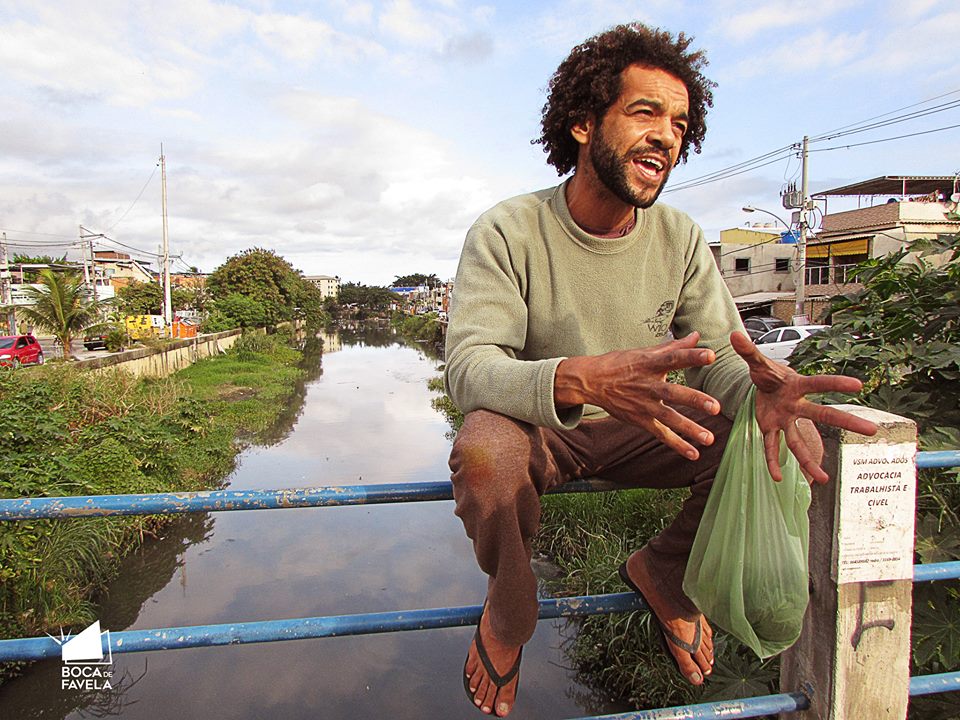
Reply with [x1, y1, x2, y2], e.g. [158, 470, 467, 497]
[0, 451, 955, 522]
[0, 479, 614, 521]
[914, 561, 960, 583]
[0, 592, 647, 663]
[565, 692, 809, 720]
[916, 451, 960, 469]
[910, 670, 960, 696]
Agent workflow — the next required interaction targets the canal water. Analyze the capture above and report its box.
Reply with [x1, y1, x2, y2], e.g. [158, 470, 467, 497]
[0, 328, 629, 719]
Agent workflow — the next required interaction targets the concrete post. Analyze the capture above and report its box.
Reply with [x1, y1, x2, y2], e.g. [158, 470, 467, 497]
[781, 405, 917, 719]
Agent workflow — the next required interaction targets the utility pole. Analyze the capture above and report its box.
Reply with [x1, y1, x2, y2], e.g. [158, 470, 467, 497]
[78, 226, 104, 301]
[795, 135, 810, 324]
[0, 232, 14, 334]
[160, 145, 172, 332]
[79, 225, 91, 291]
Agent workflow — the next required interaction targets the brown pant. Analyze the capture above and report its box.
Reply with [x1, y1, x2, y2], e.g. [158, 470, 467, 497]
[449, 408, 733, 647]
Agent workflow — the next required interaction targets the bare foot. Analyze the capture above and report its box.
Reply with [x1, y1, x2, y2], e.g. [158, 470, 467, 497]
[623, 551, 714, 685]
[464, 603, 522, 716]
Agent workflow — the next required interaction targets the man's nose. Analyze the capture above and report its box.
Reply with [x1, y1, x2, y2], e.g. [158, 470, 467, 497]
[647, 117, 678, 151]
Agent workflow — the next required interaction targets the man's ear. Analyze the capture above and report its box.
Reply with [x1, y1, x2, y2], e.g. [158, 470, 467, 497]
[570, 114, 595, 146]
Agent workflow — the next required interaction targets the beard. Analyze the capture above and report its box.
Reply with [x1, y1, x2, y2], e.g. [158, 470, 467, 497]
[589, 122, 673, 209]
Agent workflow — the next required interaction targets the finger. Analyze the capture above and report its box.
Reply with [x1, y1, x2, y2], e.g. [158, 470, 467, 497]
[653, 347, 716, 374]
[801, 402, 878, 437]
[785, 422, 829, 484]
[763, 428, 783, 482]
[794, 374, 864, 395]
[646, 418, 701, 461]
[652, 403, 716, 446]
[730, 330, 762, 364]
[655, 382, 721, 416]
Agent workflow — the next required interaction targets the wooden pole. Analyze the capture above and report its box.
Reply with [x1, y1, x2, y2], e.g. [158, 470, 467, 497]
[781, 406, 917, 719]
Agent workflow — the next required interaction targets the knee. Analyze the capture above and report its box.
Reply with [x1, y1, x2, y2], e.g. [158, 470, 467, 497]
[449, 410, 536, 510]
[450, 411, 531, 477]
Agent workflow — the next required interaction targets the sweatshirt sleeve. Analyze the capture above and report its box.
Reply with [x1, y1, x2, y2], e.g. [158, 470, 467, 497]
[673, 223, 754, 420]
[443, 220, 583, 430]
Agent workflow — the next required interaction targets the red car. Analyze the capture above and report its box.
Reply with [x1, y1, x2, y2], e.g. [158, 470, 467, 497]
[0, 335, 45, 368]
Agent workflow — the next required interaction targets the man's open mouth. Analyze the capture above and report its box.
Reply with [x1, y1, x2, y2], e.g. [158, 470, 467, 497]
[633, 155, 667, 180]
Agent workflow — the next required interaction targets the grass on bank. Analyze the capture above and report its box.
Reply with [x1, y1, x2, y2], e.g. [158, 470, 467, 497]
[0, 331, 306, 674]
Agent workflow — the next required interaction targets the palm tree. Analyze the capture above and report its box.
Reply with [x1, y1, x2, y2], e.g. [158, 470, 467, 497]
[17, 270, 105, 360]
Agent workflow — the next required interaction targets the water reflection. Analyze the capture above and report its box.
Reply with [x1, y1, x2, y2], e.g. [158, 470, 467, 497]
[0, 328, 629, 720]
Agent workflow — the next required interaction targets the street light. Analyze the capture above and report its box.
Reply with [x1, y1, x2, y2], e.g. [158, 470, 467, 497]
[742, 205, 807, 323]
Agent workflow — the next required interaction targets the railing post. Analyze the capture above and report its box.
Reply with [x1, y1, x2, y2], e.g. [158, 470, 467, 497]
[781, 406, 917, 719]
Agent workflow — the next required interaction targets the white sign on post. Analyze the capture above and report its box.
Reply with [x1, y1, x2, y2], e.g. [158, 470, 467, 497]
[833, 442, 917, 584]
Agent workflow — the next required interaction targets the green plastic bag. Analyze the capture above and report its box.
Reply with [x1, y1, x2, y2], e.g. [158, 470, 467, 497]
[682, 386, 811, 658]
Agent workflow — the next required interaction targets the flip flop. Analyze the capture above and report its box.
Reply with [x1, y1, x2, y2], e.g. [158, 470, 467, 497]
[617, 561, 704, 680]
[463, 601, 523, 715]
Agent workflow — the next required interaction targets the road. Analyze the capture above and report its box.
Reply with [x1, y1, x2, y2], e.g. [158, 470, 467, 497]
[36, 337, 122, 362]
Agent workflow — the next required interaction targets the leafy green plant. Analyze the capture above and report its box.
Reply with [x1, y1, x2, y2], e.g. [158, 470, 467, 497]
[16, 270, 108, 360]
[791, 231, 960, 713]
[0, 332, 306, 683]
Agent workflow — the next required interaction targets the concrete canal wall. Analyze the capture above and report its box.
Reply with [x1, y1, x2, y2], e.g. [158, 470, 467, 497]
[76, 328, 248, 378]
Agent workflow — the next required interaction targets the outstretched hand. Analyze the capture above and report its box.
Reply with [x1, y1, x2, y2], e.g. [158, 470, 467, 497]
[555, 332, 721, 461]
[730, 331, 878, 483]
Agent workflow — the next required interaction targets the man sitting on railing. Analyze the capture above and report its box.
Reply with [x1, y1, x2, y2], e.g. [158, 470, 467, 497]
[444, 22, 878, 718]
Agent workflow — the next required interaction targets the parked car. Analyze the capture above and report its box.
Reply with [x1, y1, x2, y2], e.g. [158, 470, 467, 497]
[755, 325, 828, 362]
[742, 315, 787, 342]
[0, 334, 44, 368]
[83, 333, 109, 351]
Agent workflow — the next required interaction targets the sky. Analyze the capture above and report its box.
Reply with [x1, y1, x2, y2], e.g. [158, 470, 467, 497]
[0, 0, 958, 286]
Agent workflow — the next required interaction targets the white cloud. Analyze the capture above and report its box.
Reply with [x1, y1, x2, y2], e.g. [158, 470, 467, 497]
[0, 19, 200, 107]
[253, 12, 387, 65]
[715, 0, 863, 42]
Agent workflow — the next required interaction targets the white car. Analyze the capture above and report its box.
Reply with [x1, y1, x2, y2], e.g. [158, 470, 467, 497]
[754, 325, 828, 362]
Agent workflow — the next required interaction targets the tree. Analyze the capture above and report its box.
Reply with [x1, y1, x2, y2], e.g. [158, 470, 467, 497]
[116, 282, 163, 315]
[790, 233, 959, 445]
[205, 248, 329, 330]
[11, 254, 69, 282]
[17, 270, 106, 360]
[392, 273, 441, 288]
[339, 282, 398, 310]
[790, 233, 960, 695]
[115, 282, 198, 316]
[207, 248, 301, 327]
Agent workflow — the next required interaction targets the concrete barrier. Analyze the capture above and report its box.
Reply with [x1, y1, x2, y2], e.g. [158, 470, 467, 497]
[75, 328, 249, 378]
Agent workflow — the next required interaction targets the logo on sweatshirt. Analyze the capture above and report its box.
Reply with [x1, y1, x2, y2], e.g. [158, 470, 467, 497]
[644, 301, 675, 336]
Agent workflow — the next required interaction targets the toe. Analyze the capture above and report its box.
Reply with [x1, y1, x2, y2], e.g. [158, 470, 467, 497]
[480, 679, 498, 714]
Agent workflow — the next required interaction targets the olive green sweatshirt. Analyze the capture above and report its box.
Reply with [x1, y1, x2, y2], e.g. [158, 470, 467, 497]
[444, 181, 752, 430]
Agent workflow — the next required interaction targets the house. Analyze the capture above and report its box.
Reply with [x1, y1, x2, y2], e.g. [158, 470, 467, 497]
[711, 225, 798, 317]
[92, 251, 156, 292]
[792, 175, 960, 320]
[303, 274, 340, 299]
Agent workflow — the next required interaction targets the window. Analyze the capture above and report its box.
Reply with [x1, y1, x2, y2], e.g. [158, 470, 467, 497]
[781, 329, 801, 342]
[834, 254, 868, 284]
[806, 258, 829, 285]
[756, 329, 781, 344]
[775, 257, 790, 273]
[734, 257, 750, 272]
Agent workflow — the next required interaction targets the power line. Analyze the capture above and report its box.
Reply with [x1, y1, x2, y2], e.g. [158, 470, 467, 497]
[809, 122, 960, 153]
[810, 88, 960, 140]
[809, 99, 960, 144]
[103, 165, 159, 232]
[664, 151, 797, 194]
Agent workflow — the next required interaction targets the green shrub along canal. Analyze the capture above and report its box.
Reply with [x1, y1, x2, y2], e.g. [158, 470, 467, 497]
[0, 327, 631, 720]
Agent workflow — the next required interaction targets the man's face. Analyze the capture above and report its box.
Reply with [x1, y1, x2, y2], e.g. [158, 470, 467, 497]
[586, 64, 689, 209]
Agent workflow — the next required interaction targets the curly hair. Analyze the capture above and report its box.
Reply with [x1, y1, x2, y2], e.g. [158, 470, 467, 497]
[533, 23, 715, 176]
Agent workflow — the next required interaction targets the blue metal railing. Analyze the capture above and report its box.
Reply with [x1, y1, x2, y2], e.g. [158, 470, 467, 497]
[2, 450, 958, 521]
[1, 449, 958, 719]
